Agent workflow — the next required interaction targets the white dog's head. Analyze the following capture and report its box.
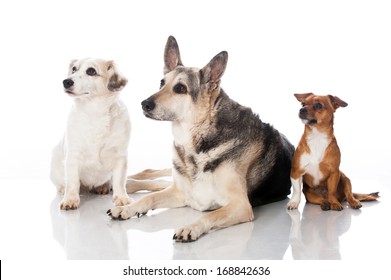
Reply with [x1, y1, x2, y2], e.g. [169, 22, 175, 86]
[63, 58, 127, 98]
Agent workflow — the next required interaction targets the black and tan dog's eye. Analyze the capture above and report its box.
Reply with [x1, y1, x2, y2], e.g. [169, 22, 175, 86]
[86, 67, 97, 76]
[160, 79, 165, 88]
[173, 83, 187, 94]
[72, 66, 77, 73]
[313, 103, 323, 110]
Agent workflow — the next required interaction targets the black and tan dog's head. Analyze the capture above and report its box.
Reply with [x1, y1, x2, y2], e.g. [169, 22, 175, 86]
[141, 36, 228, 122]
[62, 58, 127, 98]
[294, 93, 348, 127]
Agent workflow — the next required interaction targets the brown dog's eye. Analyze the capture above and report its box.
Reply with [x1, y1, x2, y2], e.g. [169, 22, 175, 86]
[313, 103, 323, 110]
[72, 66, 77, 73]
[86, 67, 97, 76]
[301, 102, 306, 107]
[160, 79, 165, 88]
[173, 83, 187, 94]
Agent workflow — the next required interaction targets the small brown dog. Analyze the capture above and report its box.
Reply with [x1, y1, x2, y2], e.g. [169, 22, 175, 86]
[287, 93, 379, 211]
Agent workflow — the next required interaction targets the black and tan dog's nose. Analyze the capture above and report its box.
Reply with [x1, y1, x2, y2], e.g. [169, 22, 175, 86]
[141, 99, 155, 112]
[63, 79, 74, 89]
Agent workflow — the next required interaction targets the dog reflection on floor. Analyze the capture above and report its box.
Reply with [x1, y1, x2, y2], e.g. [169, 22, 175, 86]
[50, 192, 130, 260]
[287, 203, 361, 260]
[50, 191, 293, 259]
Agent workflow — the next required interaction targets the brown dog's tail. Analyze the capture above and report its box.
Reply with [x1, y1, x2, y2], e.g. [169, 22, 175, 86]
[353, 192, 380, 201]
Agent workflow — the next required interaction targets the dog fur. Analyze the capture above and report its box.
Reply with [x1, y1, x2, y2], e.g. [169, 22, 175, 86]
[287, 93, 379, 211]
[107, 36, 295, 242]
[50, 58, 132, 210]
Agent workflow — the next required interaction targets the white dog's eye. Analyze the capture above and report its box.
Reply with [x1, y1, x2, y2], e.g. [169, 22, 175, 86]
[72, 66, 77, 73]
[86, 67, 97, 76]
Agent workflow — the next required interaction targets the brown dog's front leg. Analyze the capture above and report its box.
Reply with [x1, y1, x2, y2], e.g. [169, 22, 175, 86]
[326, 172, 343, 211]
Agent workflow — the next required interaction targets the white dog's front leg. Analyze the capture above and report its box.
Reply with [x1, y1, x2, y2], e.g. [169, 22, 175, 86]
[287, 176, 302, 210]
[61, 159, 81, 210]
[112, 157, 132, 206]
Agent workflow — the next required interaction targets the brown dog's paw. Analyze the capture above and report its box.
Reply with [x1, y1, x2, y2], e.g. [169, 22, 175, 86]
[349, 199, 362, 209]
[330, 202, 343, 211]
[320, 201, 331, 211]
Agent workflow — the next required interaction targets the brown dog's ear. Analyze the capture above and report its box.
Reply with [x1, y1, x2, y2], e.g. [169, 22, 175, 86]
[199, 51, 228, 88]
[294, 93, 313, 103]
[164, 35, 183, 74]
[107, 61, 128, 92]
[328, 95, 348, 109]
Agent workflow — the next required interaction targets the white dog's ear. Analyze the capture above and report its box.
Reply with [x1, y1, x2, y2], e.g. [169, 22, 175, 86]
[164, 35, 183, 74]
[200, 51, 228, 87]
[107, 61, 128, 92]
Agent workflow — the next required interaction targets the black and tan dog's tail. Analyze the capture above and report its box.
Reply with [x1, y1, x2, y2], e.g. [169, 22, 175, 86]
[353, 192, 380, 201]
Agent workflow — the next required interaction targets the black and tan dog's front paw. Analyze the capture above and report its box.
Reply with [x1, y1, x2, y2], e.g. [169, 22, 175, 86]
[107, 205, 147, 220]
[173, 227, 202, 242]
[107, 206, 132, 220]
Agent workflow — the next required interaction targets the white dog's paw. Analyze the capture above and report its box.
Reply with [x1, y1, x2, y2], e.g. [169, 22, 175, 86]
[107, 205, 147, 220]
[60, 196, 80, 210]
[113, 194, 132, 206]
[287, 198, 300, 210]
[173, 225, 202, 242]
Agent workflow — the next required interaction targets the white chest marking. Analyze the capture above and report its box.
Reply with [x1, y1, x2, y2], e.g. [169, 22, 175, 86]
[171, 122, 235, 211]
[300, 128, 331, 185]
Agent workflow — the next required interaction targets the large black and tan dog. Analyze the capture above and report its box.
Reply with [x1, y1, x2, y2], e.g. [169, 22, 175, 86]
[107, 36, 294, 242]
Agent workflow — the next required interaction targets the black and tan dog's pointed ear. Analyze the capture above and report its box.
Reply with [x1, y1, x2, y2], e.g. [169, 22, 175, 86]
[164, 35, 183, 74]
[328, 95, 348, 110]
[200, 51, 228, 86]
[107, 61, 128, 92]
[294, 93, 313, 103]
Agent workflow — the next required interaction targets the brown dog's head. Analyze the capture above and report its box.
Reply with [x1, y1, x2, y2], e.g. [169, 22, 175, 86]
[294, 93, 348, 126]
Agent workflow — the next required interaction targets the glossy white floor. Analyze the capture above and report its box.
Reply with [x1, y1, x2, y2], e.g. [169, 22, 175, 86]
[1, 178, 388, 261]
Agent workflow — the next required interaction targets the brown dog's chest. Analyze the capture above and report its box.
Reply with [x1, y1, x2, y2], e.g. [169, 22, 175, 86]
[298, 129, 335, 187]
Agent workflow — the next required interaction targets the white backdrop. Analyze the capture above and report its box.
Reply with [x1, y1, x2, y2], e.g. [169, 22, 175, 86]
[0, 0, 390, 189]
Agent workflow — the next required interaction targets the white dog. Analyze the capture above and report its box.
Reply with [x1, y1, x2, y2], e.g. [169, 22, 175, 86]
[50, 58, 132, 210]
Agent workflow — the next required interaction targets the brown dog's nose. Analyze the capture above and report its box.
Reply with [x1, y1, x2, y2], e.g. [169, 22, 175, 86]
[299, 107, 307, 118]
[63, 79, 74, 89]
[141, 99, 155, 112]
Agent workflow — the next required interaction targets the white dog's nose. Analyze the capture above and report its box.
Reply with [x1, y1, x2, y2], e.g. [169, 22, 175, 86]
[63, 79, 74, 89]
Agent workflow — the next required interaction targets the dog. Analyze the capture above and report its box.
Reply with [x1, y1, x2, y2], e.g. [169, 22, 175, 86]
[107, 36, 295, 242]
[50, 58, 132, 210]
[287, 93, 379, 211]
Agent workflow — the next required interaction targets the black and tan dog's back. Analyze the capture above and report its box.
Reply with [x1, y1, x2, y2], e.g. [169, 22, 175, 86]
[108, 36, 295, 242]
